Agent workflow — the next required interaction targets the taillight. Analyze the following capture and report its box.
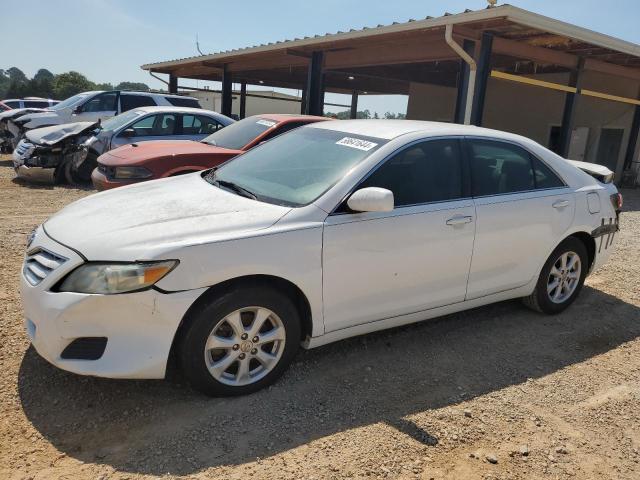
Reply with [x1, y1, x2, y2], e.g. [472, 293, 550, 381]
[610, 193, 623, 211]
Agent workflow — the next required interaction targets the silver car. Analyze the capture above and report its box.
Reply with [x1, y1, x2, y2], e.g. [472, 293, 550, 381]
[13, 106, 234, 184]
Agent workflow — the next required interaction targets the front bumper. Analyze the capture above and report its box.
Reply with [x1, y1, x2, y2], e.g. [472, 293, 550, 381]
[20, 227, 206, 379]
[14, 164, 56, 183]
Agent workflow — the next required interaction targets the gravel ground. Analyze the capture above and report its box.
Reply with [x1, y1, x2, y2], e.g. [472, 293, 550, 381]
[0, 154, 639, 480]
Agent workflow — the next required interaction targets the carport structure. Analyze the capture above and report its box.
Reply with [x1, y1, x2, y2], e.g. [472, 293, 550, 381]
[142, 5, 640, 181]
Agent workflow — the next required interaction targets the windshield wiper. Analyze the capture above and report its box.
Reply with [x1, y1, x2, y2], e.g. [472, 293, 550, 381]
[214, 179, 257, 200]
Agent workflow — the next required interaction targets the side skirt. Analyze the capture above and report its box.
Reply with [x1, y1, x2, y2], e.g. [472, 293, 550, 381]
[303, 279, 536, 350]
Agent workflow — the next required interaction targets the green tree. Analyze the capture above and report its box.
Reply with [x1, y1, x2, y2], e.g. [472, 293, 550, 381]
[0, 70, 10, 98]
[95, 82, 115, 91]
[115, 81, 149, 91]
[29, 69, 55, 98]
[52, 71, 96, 99]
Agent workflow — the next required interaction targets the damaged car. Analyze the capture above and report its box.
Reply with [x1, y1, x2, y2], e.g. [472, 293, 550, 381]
[8, 90, 202, 145]
[0, 107, 51, 153]
[12, 122, 98, 183]
[71, 106, 234, 183]
[12, 107, 233, 184]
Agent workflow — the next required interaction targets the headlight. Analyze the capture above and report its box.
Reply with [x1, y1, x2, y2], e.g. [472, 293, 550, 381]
[113, 166, 152, 179]
[58, 260, 178, 294]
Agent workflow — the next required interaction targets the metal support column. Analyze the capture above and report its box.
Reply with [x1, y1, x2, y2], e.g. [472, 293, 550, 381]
[300, 89, 307, 114]
[239, 80, 247, 119]
[350, 91, 358, 119]
[221, 64, 233, 117]
[454, 39, 476, 124]
[558, 57, 586, 158]
[305, 51, 324, 116]
[623, 90, 640, 171]
[168, 74, 178, 94]
[470, 32, 493, 127]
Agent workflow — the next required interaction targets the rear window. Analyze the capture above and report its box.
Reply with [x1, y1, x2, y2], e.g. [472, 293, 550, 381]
[166, 96, 201, 108]
[202, 117, 277, 150]
[120, 94, 156, 112]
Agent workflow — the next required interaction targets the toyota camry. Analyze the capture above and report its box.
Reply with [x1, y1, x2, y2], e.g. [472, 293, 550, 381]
[20, 120, 621, 396]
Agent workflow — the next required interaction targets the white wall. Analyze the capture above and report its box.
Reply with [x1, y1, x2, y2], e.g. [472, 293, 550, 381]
[184, 90, 302, 117]
[405, 71, 640, 180]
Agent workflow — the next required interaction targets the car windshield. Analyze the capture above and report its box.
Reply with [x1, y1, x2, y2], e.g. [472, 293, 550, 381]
[100, 110, 145, 131]
[202, 116, 277, 150]
[49, 93, 91, 111]
[205, 127, 387, 207]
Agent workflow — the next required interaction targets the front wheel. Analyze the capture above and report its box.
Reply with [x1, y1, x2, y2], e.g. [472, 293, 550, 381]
[178, 285, 301, 396]
[523, 237, 588, 314]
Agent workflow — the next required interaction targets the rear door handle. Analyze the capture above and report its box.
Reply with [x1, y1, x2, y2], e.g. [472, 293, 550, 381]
[552, 200, 570, 209]
[446, 215, 473, 226]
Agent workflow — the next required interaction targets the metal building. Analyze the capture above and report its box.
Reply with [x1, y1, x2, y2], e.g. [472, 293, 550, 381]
[141, 5, 640, 183]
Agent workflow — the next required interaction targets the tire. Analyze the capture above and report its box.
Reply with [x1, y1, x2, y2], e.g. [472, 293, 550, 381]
[523, 237, 588, 314]
[178, 285, 301, 396]
[73, 151, 99, 184]
[53, 160, 71, 185]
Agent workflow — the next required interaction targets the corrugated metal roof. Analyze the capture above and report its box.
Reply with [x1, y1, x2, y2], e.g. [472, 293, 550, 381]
[141, 4, 640, 71]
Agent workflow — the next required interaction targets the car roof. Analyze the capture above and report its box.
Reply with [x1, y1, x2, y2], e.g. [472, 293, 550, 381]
[253, 113, 329, 123]
[128, 106, 220, 115]
[308, 119, 531, 142]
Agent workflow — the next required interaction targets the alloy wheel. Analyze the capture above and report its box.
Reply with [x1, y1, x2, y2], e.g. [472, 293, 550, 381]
[547, 251, 581, 304]
[203, 306, 286, 386]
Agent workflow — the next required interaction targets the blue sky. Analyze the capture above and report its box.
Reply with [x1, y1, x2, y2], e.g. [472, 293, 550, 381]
[4, 0, 640, 114]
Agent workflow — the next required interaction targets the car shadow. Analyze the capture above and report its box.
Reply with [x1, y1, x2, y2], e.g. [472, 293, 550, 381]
[10, 176, 93, 191]
[18, 286, 640, 476]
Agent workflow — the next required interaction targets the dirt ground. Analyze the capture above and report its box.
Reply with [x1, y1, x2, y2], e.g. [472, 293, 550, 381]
[0, 154, 638, 480]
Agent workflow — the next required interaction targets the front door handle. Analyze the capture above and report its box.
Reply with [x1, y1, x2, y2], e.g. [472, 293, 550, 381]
[446, 215, 473, 226]
[552, 200, 570, 209]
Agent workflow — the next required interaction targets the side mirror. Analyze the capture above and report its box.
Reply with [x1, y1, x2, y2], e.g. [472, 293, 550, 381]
[121, 128, 135, 138]
[347, 187, 394, 213]
[72, 106, 82, 114]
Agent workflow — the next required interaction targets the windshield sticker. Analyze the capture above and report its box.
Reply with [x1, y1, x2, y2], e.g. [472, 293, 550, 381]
[336, 137, 378, 151]
[256, 119, 277, 128]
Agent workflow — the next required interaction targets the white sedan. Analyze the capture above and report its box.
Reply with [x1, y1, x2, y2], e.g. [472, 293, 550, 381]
[20, 120, 622, 396]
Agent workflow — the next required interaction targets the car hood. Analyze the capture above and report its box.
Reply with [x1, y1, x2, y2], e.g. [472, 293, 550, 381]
[103, 140, 238, 164]
[25, 121, 98, 146]
[44, 173, 291, 260]
[15, 111, 61, 125]
[0, 108, 48, 123]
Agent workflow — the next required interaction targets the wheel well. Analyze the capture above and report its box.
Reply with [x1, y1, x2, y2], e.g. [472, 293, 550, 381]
[568, 231, 596, 270]
[167, 275, 313, 370]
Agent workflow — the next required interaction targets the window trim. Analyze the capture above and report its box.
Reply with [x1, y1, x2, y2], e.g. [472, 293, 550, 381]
[330, 135, 471, 216]
[462, 135, 568, 200]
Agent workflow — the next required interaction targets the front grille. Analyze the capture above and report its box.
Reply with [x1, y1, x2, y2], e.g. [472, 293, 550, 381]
[23, 248, 68, 286]
[61, 337, 107, 360]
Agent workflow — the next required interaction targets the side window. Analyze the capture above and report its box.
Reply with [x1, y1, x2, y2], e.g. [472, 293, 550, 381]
[532, 156, 565, 189]
[4, 101, 19, 108]
[129, 115, 157, 136]
[120, 94, 156, 112]
[468, 140, 534, 196]
[155, 114, 177, 135]
[198, 115, 222, 134]
[181, 114, 222, 135]
[82, 92, 118, 113]
[359, 139, 463, 207]
[24, 101, 50, 108]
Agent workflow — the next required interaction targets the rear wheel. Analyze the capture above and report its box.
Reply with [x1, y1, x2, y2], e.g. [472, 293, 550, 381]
[523, 237, 588, 314]
[178, 285, 300, 396]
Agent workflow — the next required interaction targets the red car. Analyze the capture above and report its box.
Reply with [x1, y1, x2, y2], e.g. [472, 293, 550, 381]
[92, 114, 330, 190]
